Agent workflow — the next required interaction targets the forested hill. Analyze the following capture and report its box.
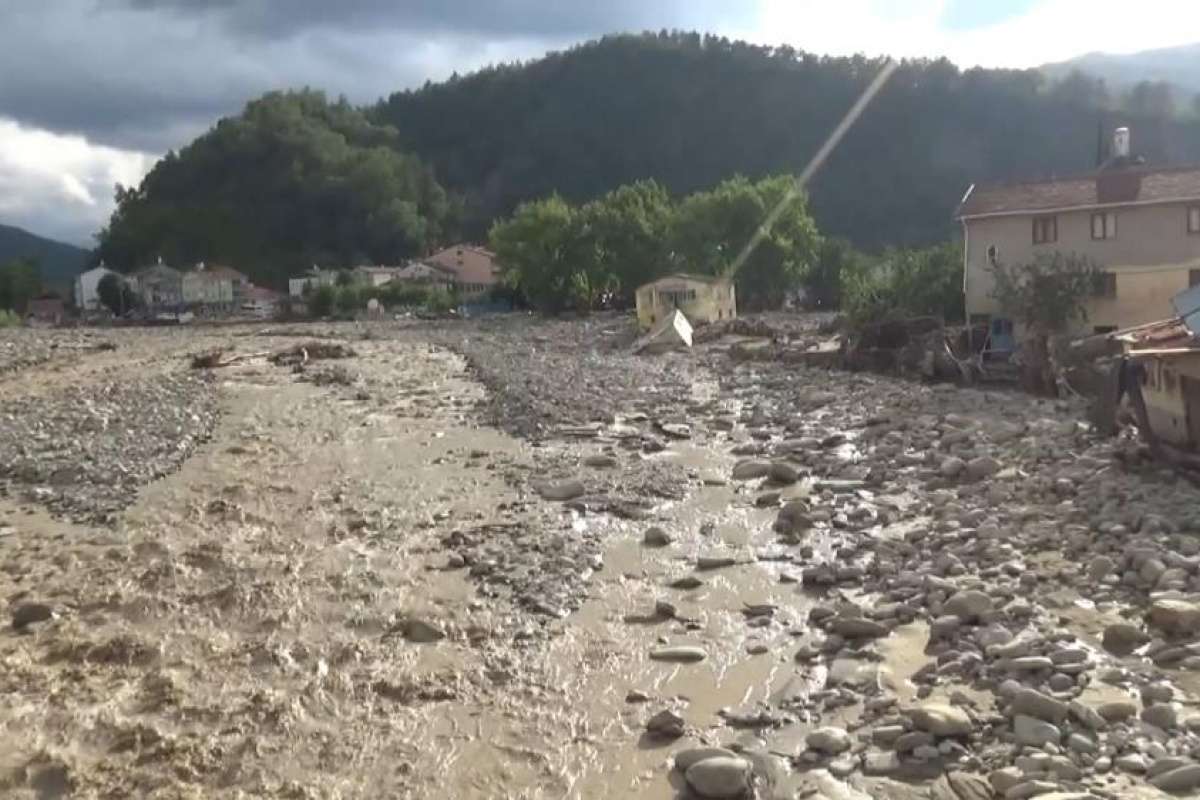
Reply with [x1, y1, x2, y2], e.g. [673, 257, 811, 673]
[375, 32, 1200, 249]
[0, 224, 88, 288]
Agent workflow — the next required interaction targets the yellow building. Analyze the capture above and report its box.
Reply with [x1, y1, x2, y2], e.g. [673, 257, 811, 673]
[635, 273, 736, 332]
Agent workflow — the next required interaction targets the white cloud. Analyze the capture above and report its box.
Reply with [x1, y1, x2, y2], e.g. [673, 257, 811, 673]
[753, 0, 1200, 68]
[0, 118, 153, 245]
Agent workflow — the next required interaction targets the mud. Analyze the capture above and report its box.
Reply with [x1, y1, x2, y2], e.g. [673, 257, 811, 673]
[3, 317, 1200, 799]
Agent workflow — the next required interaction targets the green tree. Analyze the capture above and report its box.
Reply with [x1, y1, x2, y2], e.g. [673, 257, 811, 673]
[672, 175, 819, 309]
[96, 273, 139, 316]
[308, 284, 336, 318]
[94, 90, 453, 288]
[841, 242, 964, 324]
[489, 195, 581, 312]
[988, 252, 1100, 394]
[579, 179, 675, 304]
[805, 238, 867, 309]
[0, 258, 42, 313]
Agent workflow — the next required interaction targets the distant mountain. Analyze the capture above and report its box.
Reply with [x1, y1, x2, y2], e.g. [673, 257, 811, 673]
[0, 223, 89, 289]
[1044, 43, 1200, 101]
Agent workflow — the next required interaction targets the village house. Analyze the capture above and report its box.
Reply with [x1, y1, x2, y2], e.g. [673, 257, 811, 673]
[957, 127, 1200, 354]
[26, 295, 65, 325]
[395, 261, 457, 292]
[424, 245, 500, 301]
[288, 267, 338, 298]
[635, 273, 737, 332]
[73, 262, 117, 312]
[182, 262, 248, 311]
[130, 258, 183, 310]
[352, 265, 405, 287]
[241, 285, 283, 318]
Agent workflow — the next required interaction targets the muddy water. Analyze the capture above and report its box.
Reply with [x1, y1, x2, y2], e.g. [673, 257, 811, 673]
[0, 332, 937, 799]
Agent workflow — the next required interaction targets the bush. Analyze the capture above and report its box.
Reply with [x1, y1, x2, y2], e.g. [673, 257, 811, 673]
[308, 284, 336, 317]
[842, 242, 963, 324]
[0, 309, 19, 327]
[424, 285, 458, 314]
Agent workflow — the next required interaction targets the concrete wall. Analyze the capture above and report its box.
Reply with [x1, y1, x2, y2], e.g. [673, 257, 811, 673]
[965, 202, 1200, 333]
[73, 267, 115, 310]
[636, 278, 736, 331]
[182, 274, 233, 306]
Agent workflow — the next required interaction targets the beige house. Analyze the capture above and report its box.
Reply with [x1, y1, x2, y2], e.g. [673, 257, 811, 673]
[635, 273, 736, 332]
[182, 263, 248, 310]
[425, 245, 500, 301]
[957, 130, 1200, 352]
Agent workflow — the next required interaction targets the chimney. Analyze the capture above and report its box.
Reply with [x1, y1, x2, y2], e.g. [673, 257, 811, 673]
[1113, 127, 1130, 159]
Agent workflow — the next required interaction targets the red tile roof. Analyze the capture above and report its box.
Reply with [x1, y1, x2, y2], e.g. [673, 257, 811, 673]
[425, 245, 499, 286]
[957, 165, 1200, 219]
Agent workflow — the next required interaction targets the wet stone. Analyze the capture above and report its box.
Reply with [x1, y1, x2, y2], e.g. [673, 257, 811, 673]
[10, 602, 54, 630]
[674, 747, 739, 772]
[684, 756, 752, 799]
[643, 527, 673, 547]
[806, 726, 852, 754]
[535, 480, 585, 501]
[1102, 622, 1148, 655]
[646, 709, 686, 739]
[649, 645, 707, 664]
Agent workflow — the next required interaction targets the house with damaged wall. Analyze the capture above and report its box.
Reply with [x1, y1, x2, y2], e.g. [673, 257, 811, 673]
[957, 128, 1200, 355]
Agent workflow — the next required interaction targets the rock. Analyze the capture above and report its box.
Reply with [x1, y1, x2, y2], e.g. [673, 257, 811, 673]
[1142, 703, 1179, 730]
[626, 689, 651, 703]
[830, 616, 889, 639]
[583, 454, 617, 468]
[1102, 623, 1148, 655]
[10, 602, 54, 629]
[697, 555, 737, 570]
[944, 590, 994, 622]
[659, 423, 691, 439]
[769, 462, 801, 484]
[1148, 599, 1200, 637]
[1088, 556, 1116, 581]
[655, 600, 678, 619]
[401, 618, 445, 643]
[894, 731, 935, 752]
[684, 755, 751, 799]
[1010, 688, 1069, 724]
[828, 757, 857, 778]
[1150, 764, 1200, 792]
[939, 457, 965, 478]
[731, 460, 772, 481]
[1096, 699, 1137, 723]
[643, 526, 673, 547]
[649, 646, 707, 664]
[1005, 781, 1062, 799]
[674, 747, 739, 772]
[1149, 757, 1194, 779]
[907, 703, 973, 737]
[807, 727, 852, 754]
[1115, 753, 1148, 773]
[862, 750, 901, 776]
[1066, 733, 1097, 755]
[989, 767, 1023, 794]
[535, 480, 585, 501]
[1013, 714, 1061, 747]
[646, 709, 686, 739]
[933, 772, 992, 800]
[670, 576, 704, 590]
[1068, 701, 1108, 732]
[965, 455, 1001, 481]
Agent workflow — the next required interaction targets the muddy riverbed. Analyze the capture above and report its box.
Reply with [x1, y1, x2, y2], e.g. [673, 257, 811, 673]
[3, 317, 1200, 799]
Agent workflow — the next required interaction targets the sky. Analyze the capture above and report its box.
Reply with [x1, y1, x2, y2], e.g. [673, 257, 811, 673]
[2, 0, 1198, 246]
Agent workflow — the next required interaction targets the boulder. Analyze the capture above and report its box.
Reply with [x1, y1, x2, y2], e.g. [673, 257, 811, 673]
[806, 726, 852, 754]
[731, 460, 772, 481]
[1148, 599, 1200, 637]
[674, 747, 739, 772]
[535, 480, 586, 501]
[943, 590, 994, 622]
[1013, 714, 1061, 747]
[830, 616, 889, 639]
[1151, 764, 1200, 793]
[965, 455, 1001, 481]
[643, 526, 673, 547]
[646, 709, 686, 739]
[684, 755, 751, 799]
[1102, 622, 1148, 655]
[907, 703, 973, 737]
[1010, 688, 1069, 724]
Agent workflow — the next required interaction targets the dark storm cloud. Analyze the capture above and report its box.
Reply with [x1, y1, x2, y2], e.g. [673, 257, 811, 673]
[0, 0, 752, 153]
[122, 0, 740, 39]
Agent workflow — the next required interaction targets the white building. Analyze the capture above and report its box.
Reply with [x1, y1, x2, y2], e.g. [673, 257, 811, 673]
[73, 264, 117, 311]
[288, 267, 338, 297]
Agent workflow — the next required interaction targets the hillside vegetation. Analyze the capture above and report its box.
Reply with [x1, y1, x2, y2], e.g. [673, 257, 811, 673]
[0, 224, 87, 288]
[96, 32, 1200, 294]
[377, 32, 1200, 248]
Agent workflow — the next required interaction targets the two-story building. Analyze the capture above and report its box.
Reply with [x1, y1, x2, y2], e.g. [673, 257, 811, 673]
[957, 128, 1200, 353]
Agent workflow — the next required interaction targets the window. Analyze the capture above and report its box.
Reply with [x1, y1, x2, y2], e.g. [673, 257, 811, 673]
[986, 245, 999, 265]
[1091, 212, 1117, 240]
[1189, 206, 1200, 235]
[1092, 272, 1117, 298]
[1093, 325, 1117, 335]
[1032, 215, 1057, 244]
[1190, 269, 1200, 287]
